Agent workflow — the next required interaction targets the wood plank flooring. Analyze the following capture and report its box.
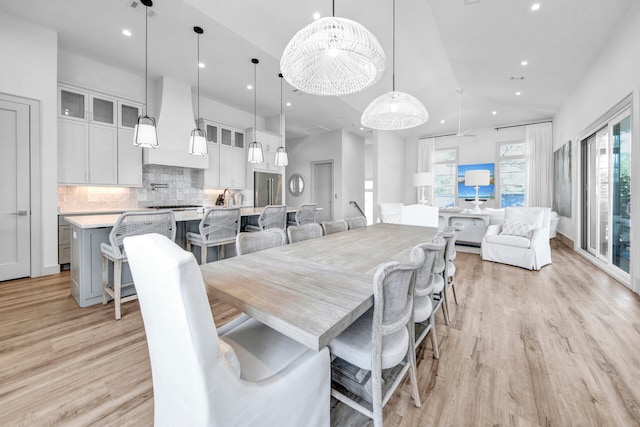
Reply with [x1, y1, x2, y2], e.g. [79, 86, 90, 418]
[2, 244, 640, 426]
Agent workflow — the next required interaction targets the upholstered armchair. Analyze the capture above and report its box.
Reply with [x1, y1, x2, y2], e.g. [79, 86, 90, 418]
[481, 207, 552, 270]
[123, 233, 330, 426]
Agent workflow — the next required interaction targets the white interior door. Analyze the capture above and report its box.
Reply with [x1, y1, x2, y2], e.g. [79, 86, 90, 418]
[312, 161, 333, 222]
[0, 98, 31, 281]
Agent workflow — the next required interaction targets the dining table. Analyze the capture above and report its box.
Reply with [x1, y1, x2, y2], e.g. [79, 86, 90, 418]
[200, 223, 440, 351]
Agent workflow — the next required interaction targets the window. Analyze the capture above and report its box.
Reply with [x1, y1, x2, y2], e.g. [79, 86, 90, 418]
[433, 148, 457, 207]
[497, 142, 526, 207]
[364, 179, 373, 225]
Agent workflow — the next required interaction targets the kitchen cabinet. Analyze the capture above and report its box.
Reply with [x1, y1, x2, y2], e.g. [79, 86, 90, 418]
[58, 216, 71, 265]
[57, 84, 142, 186]
[198, 119, 245, 189]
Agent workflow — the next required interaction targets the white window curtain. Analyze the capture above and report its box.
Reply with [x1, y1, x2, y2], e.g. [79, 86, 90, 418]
[417, 137, 435, 203]
[525, 122, 553, 207]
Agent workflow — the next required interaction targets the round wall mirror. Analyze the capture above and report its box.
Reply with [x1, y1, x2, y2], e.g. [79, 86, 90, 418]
[288, 174, 305, 196]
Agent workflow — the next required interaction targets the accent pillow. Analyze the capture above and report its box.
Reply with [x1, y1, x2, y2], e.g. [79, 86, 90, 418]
[500, 220, 535, 238]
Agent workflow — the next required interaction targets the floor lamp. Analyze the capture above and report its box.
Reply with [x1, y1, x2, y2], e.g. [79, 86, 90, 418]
[464, 170, 490, 213]
[413, 172, 433, 205]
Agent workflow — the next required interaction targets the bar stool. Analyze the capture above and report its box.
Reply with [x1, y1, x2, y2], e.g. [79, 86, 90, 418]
[186, 207, 241, 264]
[101, 210, 176, 320]
[288, 203, 317, 226]
[245, 205, 287, 232]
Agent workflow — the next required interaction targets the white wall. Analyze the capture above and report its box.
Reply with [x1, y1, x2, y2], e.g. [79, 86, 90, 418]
[341, 131, 365, 217]
[0, 11, 58, 275]
[553, 1, 640, 292]
[372, 131, 405, 221]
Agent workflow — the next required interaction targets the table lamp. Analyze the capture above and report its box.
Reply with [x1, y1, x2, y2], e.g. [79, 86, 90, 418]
[464, 170, 490, 213]
[412, 172, 433, 205]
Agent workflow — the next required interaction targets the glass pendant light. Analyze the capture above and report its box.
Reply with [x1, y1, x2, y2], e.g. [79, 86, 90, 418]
[361, 0, 429, 130]
[274, 73, 288, 167]
[280, 0, 385, 96]
[247, 58, 264, 164]
[133, 0, 159, 148]
[188, 26, 207, 156]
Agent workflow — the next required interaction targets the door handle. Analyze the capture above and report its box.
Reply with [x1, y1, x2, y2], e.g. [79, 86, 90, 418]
[12, 211, 29, 216]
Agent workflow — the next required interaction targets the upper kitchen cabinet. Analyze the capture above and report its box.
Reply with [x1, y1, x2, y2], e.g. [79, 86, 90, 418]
[245, 128, 283, 172]
[196, 119, 245, 189]
[57, 84, 142, 186]
[197, 119, 221, 188]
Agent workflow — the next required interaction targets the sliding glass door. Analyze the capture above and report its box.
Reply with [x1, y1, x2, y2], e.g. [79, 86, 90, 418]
[582, 108, 631, 275]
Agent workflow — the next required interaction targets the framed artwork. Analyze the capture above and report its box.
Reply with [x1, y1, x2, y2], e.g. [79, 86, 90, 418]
[457, 163, 495, 199]
[553, 141, 571, 217]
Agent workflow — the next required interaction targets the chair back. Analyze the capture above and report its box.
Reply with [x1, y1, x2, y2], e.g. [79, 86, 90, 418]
[346, 216, 367, 230]
[287, 223, 323, 244]
[504, 206, 551, 230]
[123, 233, 224, 426]
[432, 232, 447, 274]
[236, 228, 287, 255]
[108, 210, 176, 258]
[295, 203, 317, 225]
[412, 237, 446, 297]
[442, 227, 457, 263]
[372, 250, 423, 341]
[200, 207, 241, 244]
[258, 205, 287, 230]
[379, 203, 403, 224]
[322, 219, 348, 235]
[400, 204, 439, 228]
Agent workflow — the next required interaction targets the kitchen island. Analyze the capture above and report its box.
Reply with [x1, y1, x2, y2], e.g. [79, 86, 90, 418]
[65, 207, 298, 307]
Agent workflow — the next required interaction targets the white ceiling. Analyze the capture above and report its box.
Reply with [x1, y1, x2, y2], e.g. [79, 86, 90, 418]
[0, 0, 634, 140]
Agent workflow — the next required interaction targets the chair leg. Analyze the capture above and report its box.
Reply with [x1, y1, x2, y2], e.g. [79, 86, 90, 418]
[450, 278, 459, 305]
[101, 255, 108, 305]
[442, 289, 451, 325]
[114, 259, 122, 320]
[408, 324, 422, 408]
[371, 364, 384, 427]
[430, 314, 440, 359]
[220, 244, 225, 260]
[201, 245, 207, 265]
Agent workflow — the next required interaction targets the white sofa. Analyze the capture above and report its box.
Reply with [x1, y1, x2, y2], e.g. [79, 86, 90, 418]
[481, 207, 552, 270]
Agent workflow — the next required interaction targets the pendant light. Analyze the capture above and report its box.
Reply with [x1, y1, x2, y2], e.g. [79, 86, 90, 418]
[247, 58, 264, 164]
[133, 0, 159, 148]
[361, 0, 429, 130]
[188, 26, 207, 156]
[280, 0, 386, 96]
[274, 73, 288, 167]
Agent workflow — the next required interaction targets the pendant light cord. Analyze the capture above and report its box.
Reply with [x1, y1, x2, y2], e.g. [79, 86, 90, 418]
[196, 32, 200, 121]
[280, 74, 283, 144]
[392, 0, 395, 92]
[332, 0, 335, 17]
[254, 62, 257, 131]
[144, 4, 148, 115]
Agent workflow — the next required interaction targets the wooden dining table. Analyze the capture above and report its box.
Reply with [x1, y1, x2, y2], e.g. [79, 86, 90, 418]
[200, 223, 439, 351]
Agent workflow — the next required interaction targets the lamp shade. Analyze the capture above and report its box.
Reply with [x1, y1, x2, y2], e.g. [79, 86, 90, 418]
[280, 17, 386, 96]
[188, 129, 207, 156]
[133, 116, 159, 148]
[247, 141, 264, 164]
[361, 91, 429, 131]
[412, 172, 433, 187]
[274, 146, 288, 166]
[465, 170, 490, 186]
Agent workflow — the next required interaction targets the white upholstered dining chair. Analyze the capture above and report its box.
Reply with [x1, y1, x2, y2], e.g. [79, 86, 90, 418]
[346, 216, 367, 230]
[236, 228, 287, 255]
[321, 219, 348, 235]
[245, 205, 287, 232]
[287, 222, 323, 244]
[186, 207, 241, 264]
[412, 237, 446, 359]
[329, 247, 424, 427]
[123, 233, 330, 426]
[101, 210, 176, 320]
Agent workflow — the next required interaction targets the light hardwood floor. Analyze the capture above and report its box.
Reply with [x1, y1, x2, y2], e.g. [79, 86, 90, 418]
[2, 244, 640, 426]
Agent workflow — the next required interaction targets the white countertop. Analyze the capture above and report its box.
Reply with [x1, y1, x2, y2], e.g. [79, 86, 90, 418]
[64, 207, 299, 229]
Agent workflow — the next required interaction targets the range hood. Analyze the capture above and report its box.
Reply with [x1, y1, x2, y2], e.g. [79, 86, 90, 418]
[143, 76, 208, 169]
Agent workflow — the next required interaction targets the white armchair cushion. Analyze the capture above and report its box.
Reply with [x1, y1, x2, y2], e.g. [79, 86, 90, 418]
[500, 220, 535, 238]
[505, 207, 544, 230]
[484, 233, 532, 249]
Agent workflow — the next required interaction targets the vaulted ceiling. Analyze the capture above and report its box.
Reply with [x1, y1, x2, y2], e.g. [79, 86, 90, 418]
[1, 0, 634, 139]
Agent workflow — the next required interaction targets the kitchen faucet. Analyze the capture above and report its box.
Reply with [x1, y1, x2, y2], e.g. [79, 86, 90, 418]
[223, 188, 231, 207]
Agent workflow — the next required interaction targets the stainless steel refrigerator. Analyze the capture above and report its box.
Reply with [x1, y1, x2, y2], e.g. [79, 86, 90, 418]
[254, 172, 282, 207]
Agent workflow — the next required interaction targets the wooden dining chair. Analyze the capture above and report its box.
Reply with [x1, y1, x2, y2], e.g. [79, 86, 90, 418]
[346, 216, 367, 230]
[101, 210, 176, 320]
[236, 228, 287, 255]
[329, 247, 424, 427]
[411, 237, 446, 359]
[321, 219, 348, 235]
[245, 205, 287, 232]
[186, 207, 241, 264]
[287, 222, 323, 244]
[123, 233, 330, 426]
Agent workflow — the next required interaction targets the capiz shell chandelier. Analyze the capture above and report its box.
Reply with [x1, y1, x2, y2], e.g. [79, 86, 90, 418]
[280, 16, 386, 96]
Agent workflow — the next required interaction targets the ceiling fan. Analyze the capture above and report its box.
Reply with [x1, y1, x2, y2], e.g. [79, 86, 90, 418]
[455, 87, 474, 137]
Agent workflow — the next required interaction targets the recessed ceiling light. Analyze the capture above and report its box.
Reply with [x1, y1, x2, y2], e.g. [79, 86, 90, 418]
[313, 12, 321, 20]
[510, 76, 525, 80]
[247, 84, 253, 90]
[360, 127, 364, 131]
[516, 91, 522, 96]
[286, 102, 292, 107]
[521, 60, 528, 66]
[440, 119, 445, 124]
[531, 3, 540, 11]
[198, 62, 205, 68]
[122, 29, 132, 37]
[492, 111, 497, 115]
